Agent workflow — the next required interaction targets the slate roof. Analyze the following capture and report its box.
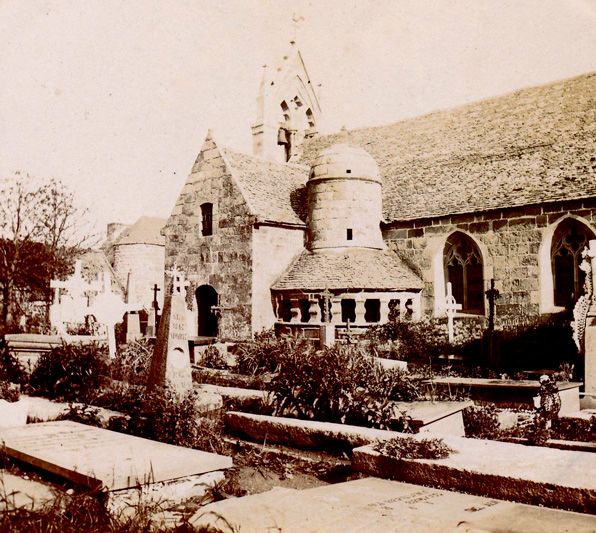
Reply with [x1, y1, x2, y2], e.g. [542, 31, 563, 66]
[114, 216, 166, 246]
[223, 149, 308, 225]
[271, 248, 423, 292]
[298, 72, 596, 222]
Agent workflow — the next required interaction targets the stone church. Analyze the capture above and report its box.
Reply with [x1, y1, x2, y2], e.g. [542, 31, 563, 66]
[163, 41, 596, 341]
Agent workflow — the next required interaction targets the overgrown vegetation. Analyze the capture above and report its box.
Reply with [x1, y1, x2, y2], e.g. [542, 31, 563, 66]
[197, 345, 229, 371]
[268, 342, 422, 429]
[233, 330, 286, 376]
[0, 337, 28, 384]
[373, 436, 454, 460]
[29, 342, 109, 402]
[110, 339, 153, 386]
[0, 485, 201, 533]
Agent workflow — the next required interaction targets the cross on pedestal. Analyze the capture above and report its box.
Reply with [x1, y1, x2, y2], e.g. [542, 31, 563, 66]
[445, 282, 462, 344]
[321, 286, 332, 323]
[151, 283, 161, 312]
[485, 278, 500, 332]
[166, 263, 189, 295]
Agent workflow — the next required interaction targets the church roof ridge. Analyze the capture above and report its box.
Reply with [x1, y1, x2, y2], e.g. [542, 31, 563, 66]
[299, 71, 596, 223]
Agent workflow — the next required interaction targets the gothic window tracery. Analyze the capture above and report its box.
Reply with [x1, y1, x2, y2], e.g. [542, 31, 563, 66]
[444, 233, 484, 314]
[551, 219, 595, 308]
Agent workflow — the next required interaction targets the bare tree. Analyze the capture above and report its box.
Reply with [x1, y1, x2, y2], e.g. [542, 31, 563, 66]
[0, 173, 95, 333]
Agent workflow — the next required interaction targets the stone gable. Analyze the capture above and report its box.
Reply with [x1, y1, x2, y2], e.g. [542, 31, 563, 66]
[163, 133, 256, 339]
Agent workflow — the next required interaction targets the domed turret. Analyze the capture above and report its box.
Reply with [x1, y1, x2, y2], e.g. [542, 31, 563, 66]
[307, 143, 384, 250]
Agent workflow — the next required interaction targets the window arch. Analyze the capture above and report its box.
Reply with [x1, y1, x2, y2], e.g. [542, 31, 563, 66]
[551, 219, 595, 309]
[444, 233, 484, 314]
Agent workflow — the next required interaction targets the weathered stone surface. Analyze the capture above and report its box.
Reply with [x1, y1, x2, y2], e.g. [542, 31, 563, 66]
[353, 433, 596, 514]
[391, 400, 473, 436]
[146, 288, 193, 397]
[225, 412, 405, 451]
[425, 377, 581, 414]
[190, 477, 596, 532]
[0, 472, 55, 510]
[0, 421, 232, 491]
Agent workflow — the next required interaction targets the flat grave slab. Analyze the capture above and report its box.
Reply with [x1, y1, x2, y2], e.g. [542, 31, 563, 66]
[391, 400, 473, 435]
[0, 421, 232, 491]
[353, 432, 596, 513]
[425, 377, 581, 413]
[0, 471, 55, 510]
[190, 477, 596, 532]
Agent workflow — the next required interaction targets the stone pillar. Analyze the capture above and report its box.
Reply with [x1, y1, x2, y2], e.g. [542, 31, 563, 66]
[355, 299, 367, 325]
[290, 298, 301, 323]
[331, 298, 342, 325]
[309, 298, 321, 324]
[379, 296, 391, 324]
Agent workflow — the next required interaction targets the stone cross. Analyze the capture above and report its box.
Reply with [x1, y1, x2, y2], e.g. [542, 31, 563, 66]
[485, 278, 500, 332]
[166, 264, 189, 295]
[445, 282, 462, 344]
[151, 283, 161, 312]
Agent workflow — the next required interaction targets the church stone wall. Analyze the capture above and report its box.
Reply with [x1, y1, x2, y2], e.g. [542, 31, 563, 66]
[113, 243, 165, 310]
[164, 139, 255, 340]
[383, 198, 596, 317]
[252, 225, 305, 333]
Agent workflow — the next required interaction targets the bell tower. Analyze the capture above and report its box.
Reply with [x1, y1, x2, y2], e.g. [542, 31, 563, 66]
[251, 39, 323, 163]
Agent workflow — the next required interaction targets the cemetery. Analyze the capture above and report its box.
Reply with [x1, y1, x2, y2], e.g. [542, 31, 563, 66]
[1, 259, 596, 531]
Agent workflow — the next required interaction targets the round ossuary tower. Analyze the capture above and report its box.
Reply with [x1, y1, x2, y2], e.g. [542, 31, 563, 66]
[306, 143, 385, 251]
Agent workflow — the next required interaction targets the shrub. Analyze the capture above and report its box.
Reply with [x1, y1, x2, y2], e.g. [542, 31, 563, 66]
[462, 405, 502, 439]
[0, 380, 20, 402]
[0, 337, 28, 384]
[110, 339, 153, 386]
[197, 345, 229, 370]
[368, 315, 485, 363]
[268, 343, 422, 429]
[233, 329, 291, 375]
[29, 342, 109, 402]
[105, 385, 229, 455]
[56, 403, 104, 427]
[374, 436, 454, 460]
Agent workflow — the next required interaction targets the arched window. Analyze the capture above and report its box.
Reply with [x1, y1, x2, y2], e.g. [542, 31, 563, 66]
[551, 219, 595, 309]
[444, 233, 484, 314]
[201, 203, 213, 236]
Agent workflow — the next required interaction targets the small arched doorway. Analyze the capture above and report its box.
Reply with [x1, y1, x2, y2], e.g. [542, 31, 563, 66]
[196, 285, 219, 337]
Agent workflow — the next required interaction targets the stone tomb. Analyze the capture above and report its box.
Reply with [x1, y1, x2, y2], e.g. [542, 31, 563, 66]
[190, 477, 596, 532]
[425, 377, 582, 414]
[0, 421, 232, 492]
[391, 400, 473, 436]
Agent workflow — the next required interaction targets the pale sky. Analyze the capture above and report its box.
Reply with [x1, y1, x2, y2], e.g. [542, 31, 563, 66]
[1, 0, 596, 234]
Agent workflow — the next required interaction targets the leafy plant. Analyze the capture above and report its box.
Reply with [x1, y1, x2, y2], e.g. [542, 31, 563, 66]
[233, 329, 290, 376]
[374, 436, 454, 460]
[462, 405, 502, 439]
[110, 339, 153, 386]
[198, 345, 229, 371]
[268, 343, 422, 429]
[56, 403, 104, 427]
[0, 380, 20, 402]
[29, 342, 109, 402]
[0, 337, 28, 384]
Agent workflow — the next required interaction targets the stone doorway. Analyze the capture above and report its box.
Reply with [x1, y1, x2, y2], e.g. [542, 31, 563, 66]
[196, 285, 219, 337]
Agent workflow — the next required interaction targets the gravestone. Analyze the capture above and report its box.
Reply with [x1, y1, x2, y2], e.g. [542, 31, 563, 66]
[146, 265, 193, 397]
[319, 286, 335, 348]
[126, 311, 142, 342]
[190, 477, 596, 532]
[89, 271, 141, 359]
[444, 282, 461, 343]
[0, 421, 232, 492]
